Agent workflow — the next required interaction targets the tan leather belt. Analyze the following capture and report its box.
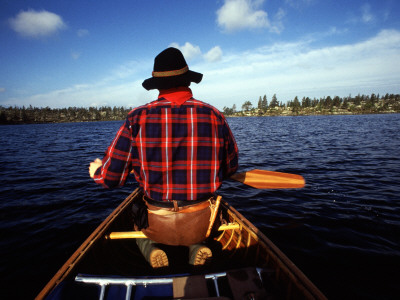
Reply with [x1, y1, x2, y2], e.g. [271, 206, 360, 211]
[143, 195, 208, 208]
[145, 198, 211, 214]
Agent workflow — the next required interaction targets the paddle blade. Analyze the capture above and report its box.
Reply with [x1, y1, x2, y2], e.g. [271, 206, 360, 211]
[230, 169, 305, 189]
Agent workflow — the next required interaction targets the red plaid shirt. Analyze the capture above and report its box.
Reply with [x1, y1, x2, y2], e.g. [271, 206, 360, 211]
[93, 87, 238, 201]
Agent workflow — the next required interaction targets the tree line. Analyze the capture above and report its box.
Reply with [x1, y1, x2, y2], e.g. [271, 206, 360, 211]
[1, 92, 400, 124]
[223, 93, 400, 116]
[0, 106, 132, 124]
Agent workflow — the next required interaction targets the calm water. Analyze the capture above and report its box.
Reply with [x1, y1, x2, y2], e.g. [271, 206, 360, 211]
[1, 114, 400, 299]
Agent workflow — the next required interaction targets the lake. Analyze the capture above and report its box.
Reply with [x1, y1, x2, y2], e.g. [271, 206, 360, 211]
[0, 114, 399, 299]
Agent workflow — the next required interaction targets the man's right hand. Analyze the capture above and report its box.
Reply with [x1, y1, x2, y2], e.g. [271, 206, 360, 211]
[89, 158, 103, 178]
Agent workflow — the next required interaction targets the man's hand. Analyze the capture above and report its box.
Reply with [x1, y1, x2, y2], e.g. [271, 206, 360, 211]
[89, 158, 103, 178]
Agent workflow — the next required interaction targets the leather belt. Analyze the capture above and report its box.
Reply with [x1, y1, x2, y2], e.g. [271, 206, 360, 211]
[143, 195, 209, 208]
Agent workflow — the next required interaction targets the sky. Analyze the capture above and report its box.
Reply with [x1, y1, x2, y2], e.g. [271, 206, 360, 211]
[1, 0, 400, 110]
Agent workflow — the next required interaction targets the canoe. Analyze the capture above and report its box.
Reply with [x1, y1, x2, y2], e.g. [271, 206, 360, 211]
[36, 188, 327, 300]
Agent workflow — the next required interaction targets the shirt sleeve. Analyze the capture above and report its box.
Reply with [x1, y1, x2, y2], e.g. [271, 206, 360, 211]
[222, 118, 239, 178]
[93, 119, 133, 188]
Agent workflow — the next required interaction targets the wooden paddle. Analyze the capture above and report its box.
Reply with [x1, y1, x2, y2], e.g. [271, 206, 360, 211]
[230, 169, 305, 189]
[128, 169, 305, 189]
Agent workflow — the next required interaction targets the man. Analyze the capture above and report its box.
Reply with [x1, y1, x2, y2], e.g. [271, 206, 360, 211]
[89, 47, 238, 268]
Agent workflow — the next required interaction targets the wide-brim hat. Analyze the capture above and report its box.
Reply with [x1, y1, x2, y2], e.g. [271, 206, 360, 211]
[142, 47, 203, 90]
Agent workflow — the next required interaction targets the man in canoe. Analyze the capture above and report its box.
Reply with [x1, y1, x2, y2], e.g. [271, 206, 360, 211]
[89, 47, 238, 268]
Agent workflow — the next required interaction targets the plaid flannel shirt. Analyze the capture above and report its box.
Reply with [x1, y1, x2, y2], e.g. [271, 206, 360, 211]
[94, 87, 238, 201]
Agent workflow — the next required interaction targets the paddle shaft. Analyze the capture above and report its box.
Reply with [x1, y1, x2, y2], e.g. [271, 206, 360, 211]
[107, 223, 240, 240]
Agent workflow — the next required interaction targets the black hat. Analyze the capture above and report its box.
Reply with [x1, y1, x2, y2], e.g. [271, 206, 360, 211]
[142, 47, 203, 90]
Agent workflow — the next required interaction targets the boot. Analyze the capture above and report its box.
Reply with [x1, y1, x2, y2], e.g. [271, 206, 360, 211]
[189, 244, 212, 266]
[136, 238, 169, 268]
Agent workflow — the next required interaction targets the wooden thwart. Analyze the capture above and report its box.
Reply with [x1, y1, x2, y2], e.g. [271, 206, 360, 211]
[106, 223, 240, 240]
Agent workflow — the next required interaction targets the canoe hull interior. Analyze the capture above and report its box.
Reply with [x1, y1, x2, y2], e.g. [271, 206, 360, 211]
[37, 189, 326, 300]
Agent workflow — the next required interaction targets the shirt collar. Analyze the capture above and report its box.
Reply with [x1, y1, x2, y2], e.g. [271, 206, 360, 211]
[158, 87, 193, 105]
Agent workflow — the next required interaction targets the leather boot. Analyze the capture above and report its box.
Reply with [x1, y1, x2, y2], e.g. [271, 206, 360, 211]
[136, 238, 169, 268]
[188, 244, 212, 266]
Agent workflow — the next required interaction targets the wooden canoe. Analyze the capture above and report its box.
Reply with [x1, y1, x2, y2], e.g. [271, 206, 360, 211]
[36, 188, 327, 300]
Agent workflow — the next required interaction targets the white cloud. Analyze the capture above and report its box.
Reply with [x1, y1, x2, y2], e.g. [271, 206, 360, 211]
[285, 0, 316, 9]
[169, 42, 202, 60]
[9, 9, 67, 38]
[3, 57, 158, 109]
[170, 42, 224, 63]
[194, 29, 400, 109]
[217, 0, 282, 32]
[71, 51, 81, 60]
[270, 8, 285, 34]
[204, 46, 223, 62]
[77, 29, 89, 37]
[107, 60, 143, 81]
[347, 4, 376, 25]
[3, 30, 399, 111]
[361, 4, 374, 23]
[3, 79, 153, 109]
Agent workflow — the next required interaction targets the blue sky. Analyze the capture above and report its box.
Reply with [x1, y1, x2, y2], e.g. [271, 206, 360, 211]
[1, 0, 399, 110]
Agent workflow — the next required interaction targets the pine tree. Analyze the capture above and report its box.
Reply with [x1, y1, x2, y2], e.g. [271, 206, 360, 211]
[262, 95, 268, 111]
[270, 94, 279, 108]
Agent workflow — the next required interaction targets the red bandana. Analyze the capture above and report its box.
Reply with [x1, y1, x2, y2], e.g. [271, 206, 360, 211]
[158, 87, 193, 105]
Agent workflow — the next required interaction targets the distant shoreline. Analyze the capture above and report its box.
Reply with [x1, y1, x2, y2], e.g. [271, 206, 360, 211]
[1, 110, 399, 125]
[1, 92, 399, 124]
[224, 109, 399, 118]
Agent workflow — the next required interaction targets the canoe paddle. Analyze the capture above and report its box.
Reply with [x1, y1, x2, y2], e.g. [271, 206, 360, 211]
[230, 169, 305, 189]
[128, 169, 305, 189]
